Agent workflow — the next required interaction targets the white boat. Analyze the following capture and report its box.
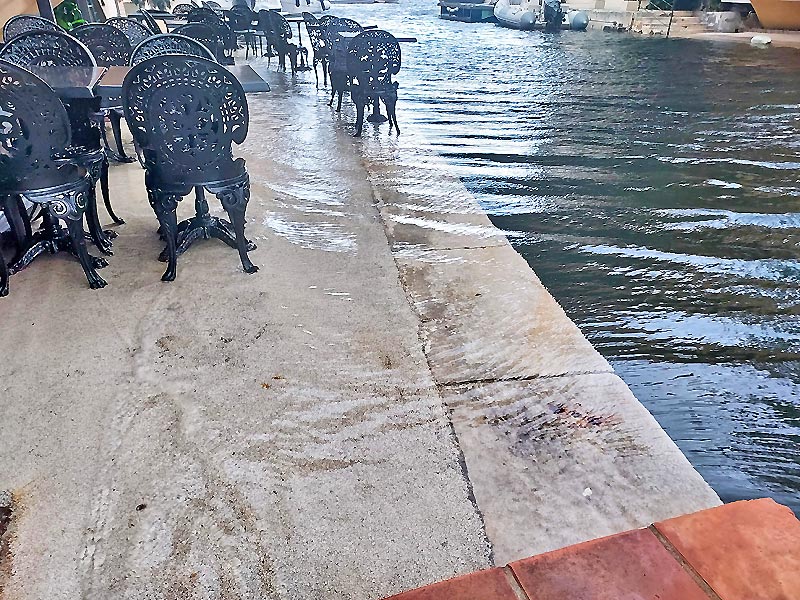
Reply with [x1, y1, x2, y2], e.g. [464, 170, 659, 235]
[493, 0, 589, 30]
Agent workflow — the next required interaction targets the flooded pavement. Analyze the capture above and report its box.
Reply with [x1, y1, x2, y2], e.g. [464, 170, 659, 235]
[278, 0, 800, 513]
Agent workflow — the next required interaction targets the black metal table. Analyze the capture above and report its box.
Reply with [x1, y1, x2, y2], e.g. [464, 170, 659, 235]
[26, 67, 108, 99]
[94, 65, 271, 95]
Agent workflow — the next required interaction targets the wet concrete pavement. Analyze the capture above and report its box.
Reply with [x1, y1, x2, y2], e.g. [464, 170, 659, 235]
[0, 63, 717, 598]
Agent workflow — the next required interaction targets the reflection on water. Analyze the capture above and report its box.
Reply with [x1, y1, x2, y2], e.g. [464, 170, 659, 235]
[256, 0, 800, 510]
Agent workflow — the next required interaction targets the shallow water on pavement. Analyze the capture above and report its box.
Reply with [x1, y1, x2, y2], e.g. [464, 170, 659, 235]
[251, 0, 800, 511]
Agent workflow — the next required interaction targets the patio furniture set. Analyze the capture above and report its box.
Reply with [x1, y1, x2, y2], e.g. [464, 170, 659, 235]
[0, 10, 268, 296]
[0, 2, 410, 296]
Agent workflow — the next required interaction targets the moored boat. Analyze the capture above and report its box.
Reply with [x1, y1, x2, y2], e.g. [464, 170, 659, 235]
[749, 0, 800, 29]
[438, 0, 498, 22]
[493, 0, 589, 30]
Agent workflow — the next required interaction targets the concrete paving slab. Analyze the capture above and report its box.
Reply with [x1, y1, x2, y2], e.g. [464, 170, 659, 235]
[443, 373, 721, 564]
[396, 244, 613, 385]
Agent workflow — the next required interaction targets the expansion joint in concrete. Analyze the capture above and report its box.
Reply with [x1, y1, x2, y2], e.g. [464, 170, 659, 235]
[647, 525, 724, 600]
[501, 565, 530, 600]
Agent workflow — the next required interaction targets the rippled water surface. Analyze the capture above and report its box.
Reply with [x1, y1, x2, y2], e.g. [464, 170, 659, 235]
[256, 0, 800, 510]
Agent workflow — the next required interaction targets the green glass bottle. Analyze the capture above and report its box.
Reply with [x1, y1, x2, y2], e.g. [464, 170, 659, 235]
[54, 0, 88, 31]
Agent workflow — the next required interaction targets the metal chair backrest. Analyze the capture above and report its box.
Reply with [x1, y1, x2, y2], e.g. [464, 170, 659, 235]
[172, 3, 195, 16]
[187, 6, 218, 24]
[122, 55, 249, 184]
[227, 6, 256, 32]
[187, 7, 234, 50]
[0, 29, 96, 67]
[302, 11, 318, 24]
[346, 29, 400, 87]
[129, 33, 216, 66]
[305, 23, 326, 54]
[203, 1, 224, 15]
[317, 14, 337, 28]
[3, 15, 60, 43]
[140, 9, 162, 34]
[0, 59, 74, 190]
[174, 22, 223, 59]
[72, 23, 133, 67]
[106, 17, 152, 48]
[268, 11, 294, 40]
[324, 17, 362, 71]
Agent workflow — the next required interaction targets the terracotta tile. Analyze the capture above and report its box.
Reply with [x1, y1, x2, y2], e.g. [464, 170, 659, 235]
[654, 498, 800, 600]
[384, 568, 521, 600]
[509, 528, 710, 600]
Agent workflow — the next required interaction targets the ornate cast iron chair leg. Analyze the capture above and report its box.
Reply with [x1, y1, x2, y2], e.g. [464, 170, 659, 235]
[385, 92, 399, 135]
[85, 184, 114, 256]
[109, 109, 135, 163]
[289, 45, 298, 76]
[217, 180, 258, 275]
[353, 88, 366, 137]
[2, 195, 31, 259]
[0, 247, 8, 297]
[151, 191, 181, 282]
[14, 195, 32, 241]
[65, 217, 108, 289]
[101, 156, 125, 226]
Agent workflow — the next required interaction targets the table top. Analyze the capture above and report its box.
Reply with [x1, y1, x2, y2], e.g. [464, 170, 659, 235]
[338, 31, 417, 42]
[94, 65, 270, 95]
[28, 67, 108, 99]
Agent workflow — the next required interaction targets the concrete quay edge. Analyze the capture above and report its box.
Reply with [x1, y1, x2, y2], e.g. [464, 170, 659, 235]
[356, 130, 722, 565]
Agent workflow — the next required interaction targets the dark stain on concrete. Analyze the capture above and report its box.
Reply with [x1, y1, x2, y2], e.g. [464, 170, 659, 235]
[0, 490, 16, 593]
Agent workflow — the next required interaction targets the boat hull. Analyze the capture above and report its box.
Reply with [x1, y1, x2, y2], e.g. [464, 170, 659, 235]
[750, 0, 800, 29]
[439, 1, 498, 22]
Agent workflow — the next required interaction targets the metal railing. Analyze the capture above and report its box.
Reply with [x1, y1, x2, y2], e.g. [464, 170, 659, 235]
[635, 0, 677, 38]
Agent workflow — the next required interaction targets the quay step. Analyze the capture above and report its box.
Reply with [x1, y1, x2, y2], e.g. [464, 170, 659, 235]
[630, 10, 706, 35]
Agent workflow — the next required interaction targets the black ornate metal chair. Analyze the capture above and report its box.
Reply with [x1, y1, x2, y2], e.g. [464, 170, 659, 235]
[347, 30, 401, 137]
[130, 33, 215, 65]
[174, 22, 224, 63]
[106, 17, 152, 48]
[122, 56, 258, 281]
[71, 24, 135, 164]
[324, 17, 362, 111]
[2, 14, 60, 42]
[259, 10, 298, 74]
[0, 60, 107, 291]
[0, 31, 124, 241]
[187, 8, 235, 64]
[226, 6, 260, 60]
[303, 13, 329, 87]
